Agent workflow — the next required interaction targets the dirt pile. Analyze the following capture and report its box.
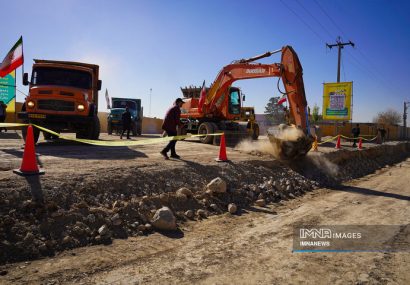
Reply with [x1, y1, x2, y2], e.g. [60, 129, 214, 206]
[0, 142, 409, 265]
[0, 162, 315, 264]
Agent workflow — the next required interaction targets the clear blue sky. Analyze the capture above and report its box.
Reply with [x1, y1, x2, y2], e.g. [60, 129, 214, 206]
[2, 0, 409, 123]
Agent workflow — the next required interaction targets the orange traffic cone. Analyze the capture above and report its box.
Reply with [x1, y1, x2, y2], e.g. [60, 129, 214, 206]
[13, 125, 45, 176]
[335, 135, 341, 149]
[311, 135, 318, 152]
[215, 133, 229, 162]
[357, 138, 363, 150]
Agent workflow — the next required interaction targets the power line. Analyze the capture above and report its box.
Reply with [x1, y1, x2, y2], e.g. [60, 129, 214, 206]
[313, 0, 348, 40]
[295, 0, 334, 40]
[279, 0, 326, 43]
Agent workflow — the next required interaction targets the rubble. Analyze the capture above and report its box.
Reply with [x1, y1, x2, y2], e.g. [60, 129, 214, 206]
[0, 142, 408, 264]
[206, 177, 227, 193]
[151, 207, 177, 231]
[228, 203, 237, 214]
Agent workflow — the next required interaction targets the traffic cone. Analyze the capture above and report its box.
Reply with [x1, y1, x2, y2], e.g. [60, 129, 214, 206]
[215, 133, 229, 162]
[13, 125, 45, 176]
[311, 136, 318, 152]
[335, 135, 341, 149]
[357, 138, 363, 150]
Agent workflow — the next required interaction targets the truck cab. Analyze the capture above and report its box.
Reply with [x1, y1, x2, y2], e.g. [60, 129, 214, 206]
[107, 98, 143, 136]
[19, 59, 102, 142]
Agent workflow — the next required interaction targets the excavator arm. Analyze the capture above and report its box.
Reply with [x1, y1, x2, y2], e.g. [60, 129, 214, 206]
[203, 46, 309, 132]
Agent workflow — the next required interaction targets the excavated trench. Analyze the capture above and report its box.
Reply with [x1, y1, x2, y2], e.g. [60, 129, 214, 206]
[0, 142, 409, 264]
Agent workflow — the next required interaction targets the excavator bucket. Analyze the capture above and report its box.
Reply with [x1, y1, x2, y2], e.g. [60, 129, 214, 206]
[267, 124, 313, 160]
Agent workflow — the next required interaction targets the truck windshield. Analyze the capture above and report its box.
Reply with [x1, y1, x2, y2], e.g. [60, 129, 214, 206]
[229, 89, 241, 115]
[113, 100, 137, 110]
[32, 67, 92, 89]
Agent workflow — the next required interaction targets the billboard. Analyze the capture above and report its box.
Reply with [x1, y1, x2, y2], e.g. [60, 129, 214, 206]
[0, 70, 16, 114]
[322, 81, 352, 121]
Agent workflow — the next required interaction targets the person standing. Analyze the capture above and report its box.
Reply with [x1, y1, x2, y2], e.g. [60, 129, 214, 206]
[378, 126, 386, 144]
[160, 98, 185, 160]
[0, 101, 7, 133]
[120, 107, 132, 139]
[351, 123, 360, 147]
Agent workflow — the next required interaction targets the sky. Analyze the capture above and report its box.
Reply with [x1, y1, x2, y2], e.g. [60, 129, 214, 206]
[1, 0, 410, 123]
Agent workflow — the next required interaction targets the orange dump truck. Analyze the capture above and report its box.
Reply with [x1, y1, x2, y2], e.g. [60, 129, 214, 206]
[18, 59, 102, 142]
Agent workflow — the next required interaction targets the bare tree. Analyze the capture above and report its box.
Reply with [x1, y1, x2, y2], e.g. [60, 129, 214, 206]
[373, 109, 402, 125]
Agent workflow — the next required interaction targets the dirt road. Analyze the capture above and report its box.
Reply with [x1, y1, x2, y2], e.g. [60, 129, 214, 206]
[2, 157, 409, 285]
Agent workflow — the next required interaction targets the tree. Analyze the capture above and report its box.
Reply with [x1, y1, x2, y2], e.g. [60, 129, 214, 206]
[373, 109, 402, 125]
[264, 97, 285, 124]
[311, 104, 322, 123]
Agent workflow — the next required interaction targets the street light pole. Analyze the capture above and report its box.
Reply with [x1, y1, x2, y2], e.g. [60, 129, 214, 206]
[149, 88, 152, 117]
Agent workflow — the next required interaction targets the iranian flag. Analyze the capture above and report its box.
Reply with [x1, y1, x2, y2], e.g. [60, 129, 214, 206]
[0, 36, 24, 78]
[277, 94, 287, 105]
[197, 80, 206, 112]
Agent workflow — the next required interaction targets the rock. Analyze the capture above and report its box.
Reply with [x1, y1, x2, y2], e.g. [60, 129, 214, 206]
[111, 213, 122, 226]
[62, 236, 73, 245]
[176, 187, 193, 198]
[87, 214, 96, 223]
[151, 207, 177, 231]
[185, 210, 194, 219]
[144, 223, 152, 231]
[196, 209, 208, 218]
[286, 185, 293, 192]
[176, 192, 188, 202]
[257, 193, 264, 200]
[38, 242, 48, 253]
[98, 225, 109, 236]
[206, 177, 227, 193]
[210, 204, 219, 211]
[255, 199, 266, 207]
[159, 193, 169, 204]
[137, 224, 146, 232]
[205, 189, 213, 196]
[228, 203, 237, 214]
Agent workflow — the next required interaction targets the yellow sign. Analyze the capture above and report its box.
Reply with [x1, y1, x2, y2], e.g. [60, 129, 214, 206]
[322, 82, 352, 121]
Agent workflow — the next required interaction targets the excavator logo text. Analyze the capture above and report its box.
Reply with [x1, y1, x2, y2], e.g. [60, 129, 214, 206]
[245, 68, 266, 74]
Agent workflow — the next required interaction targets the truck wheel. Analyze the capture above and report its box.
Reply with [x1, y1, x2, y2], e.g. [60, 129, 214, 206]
[252, 123, 260, 140]
[90, 116, 100, 140]
[22, 125, 40, 144]
[132, 123, 138, 136]
[107, 123, 112, 135]
[198, 122, 215, 144]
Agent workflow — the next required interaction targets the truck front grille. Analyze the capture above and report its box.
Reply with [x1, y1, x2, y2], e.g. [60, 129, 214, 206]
[38, 100, 75, 111]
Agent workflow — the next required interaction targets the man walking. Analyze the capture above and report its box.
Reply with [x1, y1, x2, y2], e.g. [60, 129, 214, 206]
[120, 106, 132, 139]
[0, 101, 7, 133]
[160, 98, 185, 160]
[351, 123, 360, 147]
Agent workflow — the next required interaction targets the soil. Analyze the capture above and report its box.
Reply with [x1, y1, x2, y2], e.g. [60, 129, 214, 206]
[0, 131, 409, 284]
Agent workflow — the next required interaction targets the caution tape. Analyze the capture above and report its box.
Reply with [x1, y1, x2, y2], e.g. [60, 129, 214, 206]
[316, 134, 378, 145]
[339, 135, 378, 142]
[0, 123, 223, 146]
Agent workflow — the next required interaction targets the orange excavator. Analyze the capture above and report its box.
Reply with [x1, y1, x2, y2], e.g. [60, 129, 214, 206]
[180, 46, 313, 160]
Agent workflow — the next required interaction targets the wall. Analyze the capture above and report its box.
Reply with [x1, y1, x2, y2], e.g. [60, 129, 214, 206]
[7, 102, 163, 134]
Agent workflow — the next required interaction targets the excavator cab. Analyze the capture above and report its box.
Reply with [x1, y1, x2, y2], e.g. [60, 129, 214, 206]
[228, 87, 241, 116]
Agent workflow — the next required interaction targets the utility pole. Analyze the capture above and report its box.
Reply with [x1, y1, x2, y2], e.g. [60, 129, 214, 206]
[326, 36, 355, 82]
[404, 101, 410, 139]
